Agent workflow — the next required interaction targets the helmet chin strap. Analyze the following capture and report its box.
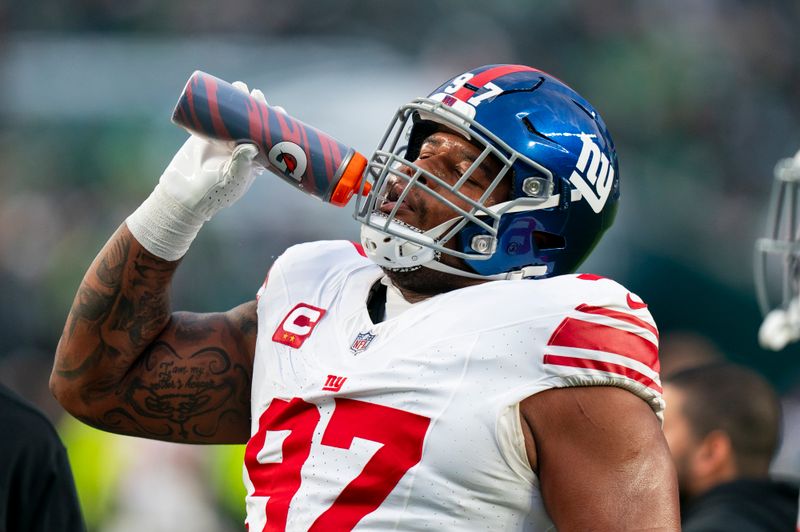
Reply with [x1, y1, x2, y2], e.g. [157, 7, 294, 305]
[421, 258, 547, 281]
[360, 214, 547, 281]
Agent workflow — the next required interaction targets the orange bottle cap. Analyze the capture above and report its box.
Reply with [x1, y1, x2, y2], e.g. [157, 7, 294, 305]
[330, 152, 370, 207]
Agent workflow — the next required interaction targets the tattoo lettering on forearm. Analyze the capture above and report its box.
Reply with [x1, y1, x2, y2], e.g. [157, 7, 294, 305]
[115, 339, 251, 440]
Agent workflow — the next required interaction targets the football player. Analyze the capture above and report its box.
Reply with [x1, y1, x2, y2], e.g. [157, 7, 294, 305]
[755, 148, 800, 351]
[51, 65, 679, 530]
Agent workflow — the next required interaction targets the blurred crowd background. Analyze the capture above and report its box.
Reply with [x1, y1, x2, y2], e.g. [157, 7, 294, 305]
[1, 0, 799, 530]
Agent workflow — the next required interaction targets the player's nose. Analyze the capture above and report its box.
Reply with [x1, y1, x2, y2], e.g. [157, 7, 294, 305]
[404, 158, 449, 190]
[394, 162, 429, 190]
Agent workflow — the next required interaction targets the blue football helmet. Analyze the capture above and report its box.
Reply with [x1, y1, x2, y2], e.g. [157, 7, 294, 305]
[355, 64, 620, 280]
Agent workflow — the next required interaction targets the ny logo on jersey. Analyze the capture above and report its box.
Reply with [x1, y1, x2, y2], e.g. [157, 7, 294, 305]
[350, 331, 376, 355]
[272, 303, 326, 348]
[322, 374, 347, 392]
[568, 133, 615, 214]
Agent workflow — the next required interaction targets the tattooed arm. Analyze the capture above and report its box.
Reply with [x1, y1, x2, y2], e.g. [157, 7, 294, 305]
[53, 105, 264, 442]
[51, 224, 257, 443]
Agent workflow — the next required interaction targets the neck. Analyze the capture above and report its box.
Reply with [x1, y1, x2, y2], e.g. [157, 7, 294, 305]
[394, 285, 432, 304]
[383, 266, 487, 303]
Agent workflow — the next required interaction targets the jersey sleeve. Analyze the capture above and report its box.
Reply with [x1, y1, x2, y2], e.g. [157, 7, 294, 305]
[540, 282, 664, 421]
[255, 240, 369, 300]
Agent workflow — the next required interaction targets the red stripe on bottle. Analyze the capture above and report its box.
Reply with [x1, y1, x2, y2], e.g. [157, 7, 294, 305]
[258, 102, 272, 146]
[547, 317, 659, 371]
[185, 80, 204, 132]
[575, 304, 659, 338]
[543, 354, 662, 393]
[453, 64, 538, 101]
[298, 121, 315, 192]
[317, 131, 340, 185]
[276, 112, 303, 144]
[247, 98, 265, 148]
[204, 77, 231, 139]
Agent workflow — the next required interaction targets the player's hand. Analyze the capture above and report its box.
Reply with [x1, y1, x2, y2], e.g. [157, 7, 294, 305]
[160, 81, 267, 221]
[159, 137, 259, 221]
[127, 81, 269, 261]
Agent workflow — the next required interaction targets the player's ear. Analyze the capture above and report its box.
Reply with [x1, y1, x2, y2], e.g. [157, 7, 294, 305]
[693, 429, 735, 480]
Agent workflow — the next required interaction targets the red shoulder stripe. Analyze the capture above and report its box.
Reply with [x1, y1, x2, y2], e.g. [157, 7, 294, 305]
[544, 354, 662, 393]
[547, 317, 659, 372]
[351, 241, 367, 257]
[575, 304, 659, 339]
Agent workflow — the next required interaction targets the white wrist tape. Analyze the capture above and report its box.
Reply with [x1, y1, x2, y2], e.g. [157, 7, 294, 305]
[126, 184, 206, 261]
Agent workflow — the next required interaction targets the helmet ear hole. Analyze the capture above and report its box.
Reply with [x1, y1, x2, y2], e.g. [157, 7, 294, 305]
[533, 231, 565, 251]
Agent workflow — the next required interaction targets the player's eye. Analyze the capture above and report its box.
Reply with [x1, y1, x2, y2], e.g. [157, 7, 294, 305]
[457, 167, 482, 185]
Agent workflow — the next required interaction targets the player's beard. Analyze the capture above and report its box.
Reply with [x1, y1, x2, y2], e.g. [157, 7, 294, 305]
[377, 201, 489, 299]
[382, 252, 486, 300]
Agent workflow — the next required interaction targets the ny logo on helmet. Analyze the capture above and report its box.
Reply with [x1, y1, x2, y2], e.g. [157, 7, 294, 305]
[569, 133, 615, 214]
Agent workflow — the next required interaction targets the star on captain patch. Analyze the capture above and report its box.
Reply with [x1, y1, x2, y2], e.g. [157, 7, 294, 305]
[350, 331, 376, 355]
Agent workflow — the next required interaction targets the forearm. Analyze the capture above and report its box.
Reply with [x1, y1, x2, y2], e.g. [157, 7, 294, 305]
[52, 223, 178, 411]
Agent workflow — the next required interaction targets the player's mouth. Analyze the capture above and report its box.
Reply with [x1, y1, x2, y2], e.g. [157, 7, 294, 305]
[379, 182, 416, 218]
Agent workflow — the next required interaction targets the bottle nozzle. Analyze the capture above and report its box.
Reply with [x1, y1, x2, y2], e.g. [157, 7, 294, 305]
[329, 152, 370, 207]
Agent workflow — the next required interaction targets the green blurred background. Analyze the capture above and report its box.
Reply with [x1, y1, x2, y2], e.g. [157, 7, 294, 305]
[1, 0, 799, 530]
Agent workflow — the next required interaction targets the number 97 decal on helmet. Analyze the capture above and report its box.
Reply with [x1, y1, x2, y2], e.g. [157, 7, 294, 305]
[354, 64, 620, 281]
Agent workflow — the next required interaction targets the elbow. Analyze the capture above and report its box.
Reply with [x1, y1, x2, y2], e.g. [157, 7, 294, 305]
[49, 364, 80, 416]
[50, 342, 88, 418]
[49, 367, 69, 408]
[50, 371, 95, 422]
[49, 365, 106, 431]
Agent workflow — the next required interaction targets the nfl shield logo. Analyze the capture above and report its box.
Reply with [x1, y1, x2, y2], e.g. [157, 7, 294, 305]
[350, 331, 376, 355]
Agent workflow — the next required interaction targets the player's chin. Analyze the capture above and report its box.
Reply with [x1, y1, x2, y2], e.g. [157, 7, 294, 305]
[384, 255, 480, 296]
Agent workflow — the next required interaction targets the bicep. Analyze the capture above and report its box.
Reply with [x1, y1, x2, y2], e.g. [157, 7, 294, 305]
[78, 301, 258, 444]
[521, 386, 680, 530]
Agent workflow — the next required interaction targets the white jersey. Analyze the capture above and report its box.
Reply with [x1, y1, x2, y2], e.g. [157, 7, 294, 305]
[244, 240, 663, 531]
